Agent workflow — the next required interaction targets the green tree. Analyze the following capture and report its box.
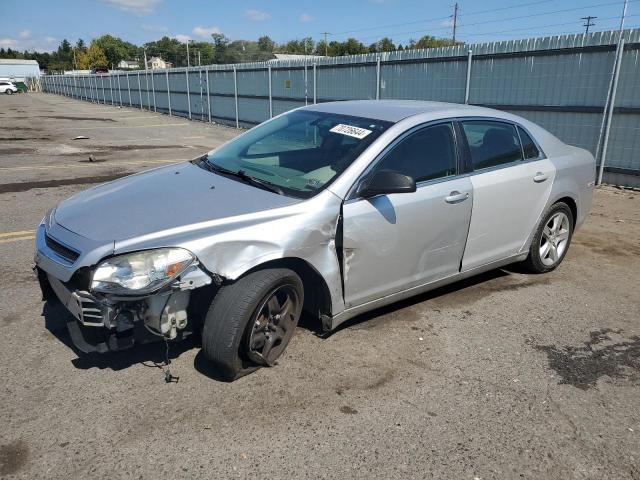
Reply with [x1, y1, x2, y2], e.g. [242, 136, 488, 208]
[211, 33, 230, 63]
[414, 35, 462, 49]
[327, 38, 367, 56]
[92, 34, 138, 68]
[257, 35, 275, 52]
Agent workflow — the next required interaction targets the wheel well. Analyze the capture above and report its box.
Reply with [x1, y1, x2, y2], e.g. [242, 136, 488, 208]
[555, 196, 577, 226]
[240, 258, 333, 321]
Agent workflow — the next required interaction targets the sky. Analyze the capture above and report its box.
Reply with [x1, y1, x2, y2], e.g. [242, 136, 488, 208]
[0, 0, 635, 52]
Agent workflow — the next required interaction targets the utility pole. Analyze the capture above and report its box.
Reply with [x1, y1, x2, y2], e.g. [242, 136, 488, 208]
[198, 50, 201, 66]
[321, 32, 330, 56]
[452, 3, 459, 43]
[582, 16, 597, 34]
[143, 47, 148, 71]
[186, 41, 190, 68]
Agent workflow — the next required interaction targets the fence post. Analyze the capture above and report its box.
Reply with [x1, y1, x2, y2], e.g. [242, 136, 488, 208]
[233, 67, 239, 128]
[138, 72, 143, 110]
[166, 70, 172, 116]
[199, 68, 204, 121]
[73, 75, 78, 98]
[205, 67, 211, 122]
[102, 76, 106, 103]
[464, 49, 473, 104]
[598, 38, 625, 185]
[376, 56, 381, 100]
[127, 73, 132, 106]
[151, 71, 156, 112]
[146, 72, 151, 110]
[313, 63, 317, 104]
[304, 61, 308, 106]
[186, 68, 192, 119]
[268, 65, 273, 118]
[109, 75, 114, 105]
[117, 74, 123, 106]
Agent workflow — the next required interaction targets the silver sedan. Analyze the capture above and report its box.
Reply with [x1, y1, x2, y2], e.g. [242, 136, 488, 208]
[34, 100, 595, 380]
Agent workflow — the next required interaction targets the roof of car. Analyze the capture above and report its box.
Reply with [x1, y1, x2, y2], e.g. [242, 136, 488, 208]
[304, 100, 512, 123]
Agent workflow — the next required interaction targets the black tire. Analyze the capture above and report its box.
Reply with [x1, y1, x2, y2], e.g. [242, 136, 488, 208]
[6, 90, 14, 95]
[201, 268, 303, 381]
[522, 202, 574, 273]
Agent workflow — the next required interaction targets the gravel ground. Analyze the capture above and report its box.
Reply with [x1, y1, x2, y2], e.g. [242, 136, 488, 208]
[0, 93, 638, 480]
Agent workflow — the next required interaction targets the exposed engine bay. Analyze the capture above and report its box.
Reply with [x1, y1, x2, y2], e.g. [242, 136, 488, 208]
[36, 263, 215, 353]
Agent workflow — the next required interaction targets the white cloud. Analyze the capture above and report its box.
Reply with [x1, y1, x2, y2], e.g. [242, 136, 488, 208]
[174, 34, 191, 43]
[441, 18, 454, 28]
[246, 9, 270, 21]
[19, 30, 31, 39]
[141, 24, 168, 32]
[99, 0, 162, 16]
[299, 13, 313, 23]
[45, 36, 58, 44]
[0, 38, 19, 48]
[193, 25, 221, 39]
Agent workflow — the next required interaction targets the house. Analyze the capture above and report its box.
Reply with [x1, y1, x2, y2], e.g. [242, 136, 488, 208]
[147, 56, 172, 70]
[117, 59, 139, 70]
[0, 59, 40, 81]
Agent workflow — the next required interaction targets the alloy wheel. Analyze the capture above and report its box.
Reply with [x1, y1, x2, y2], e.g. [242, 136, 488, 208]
[539, 211, 570, 266]
[246, 284, 300, 366]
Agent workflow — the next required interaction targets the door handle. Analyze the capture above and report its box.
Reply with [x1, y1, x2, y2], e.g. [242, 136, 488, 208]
[445, 191, 469, 204]
[533, 172, 549, 183]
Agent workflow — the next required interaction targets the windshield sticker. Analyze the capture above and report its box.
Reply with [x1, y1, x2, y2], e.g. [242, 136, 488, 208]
[329, 124, 372, 140]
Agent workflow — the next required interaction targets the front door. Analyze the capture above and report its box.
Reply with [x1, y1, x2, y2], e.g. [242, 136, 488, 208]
[342, 122, 473, 308]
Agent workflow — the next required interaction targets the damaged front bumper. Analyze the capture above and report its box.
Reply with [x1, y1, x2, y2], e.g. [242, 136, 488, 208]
[34, 223, 215, 354]
[36, 265, 212, 353]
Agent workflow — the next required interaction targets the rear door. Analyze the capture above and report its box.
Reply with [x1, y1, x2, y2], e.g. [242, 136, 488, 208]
[459, 120, 555, 271]
[342, 122, 473, 308]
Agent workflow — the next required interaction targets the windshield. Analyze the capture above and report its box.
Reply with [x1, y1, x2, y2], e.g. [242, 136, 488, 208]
[205, 110, 392, 198]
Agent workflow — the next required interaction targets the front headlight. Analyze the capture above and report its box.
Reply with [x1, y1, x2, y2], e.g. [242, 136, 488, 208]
[91, 248, 195, 294]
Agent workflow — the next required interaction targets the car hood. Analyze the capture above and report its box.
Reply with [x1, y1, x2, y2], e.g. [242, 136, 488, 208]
[54, 162, 301, 242]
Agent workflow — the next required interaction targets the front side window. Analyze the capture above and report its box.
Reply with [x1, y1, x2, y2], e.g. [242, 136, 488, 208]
[462, 120, 523, 170]
[206, 110, 392, 198]
[373, 123, 457, 183]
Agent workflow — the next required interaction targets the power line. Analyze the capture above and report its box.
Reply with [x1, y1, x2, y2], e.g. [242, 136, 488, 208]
[356, 0, 639, 43]
[582, 15, 598, 34]
[462, 14, 638, 38]
[329, 0, 557, 36]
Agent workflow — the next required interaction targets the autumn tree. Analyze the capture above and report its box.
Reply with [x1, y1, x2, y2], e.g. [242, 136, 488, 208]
[76, 44, 108, 69]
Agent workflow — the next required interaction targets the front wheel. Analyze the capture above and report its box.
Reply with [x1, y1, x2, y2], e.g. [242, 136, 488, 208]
[522, 202, 574, 273]
[6, 90, 14, 95]
[201, 268, 303, 381]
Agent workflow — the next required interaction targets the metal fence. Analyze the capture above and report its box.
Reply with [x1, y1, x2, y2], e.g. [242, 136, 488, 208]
[41, 29, 640, 187]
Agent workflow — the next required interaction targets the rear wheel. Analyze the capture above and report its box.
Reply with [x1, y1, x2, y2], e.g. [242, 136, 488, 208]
[201, 268, 303, 381]
[523, 202, 574, 273]
[6, 89, 14, 95]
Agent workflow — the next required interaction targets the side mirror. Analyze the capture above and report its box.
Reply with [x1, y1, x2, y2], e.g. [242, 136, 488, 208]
[357, 170, 417, 198]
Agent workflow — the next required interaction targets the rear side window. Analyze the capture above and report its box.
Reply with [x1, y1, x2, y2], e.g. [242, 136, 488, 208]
[461, 121, 523, 170]
[374, 123, 457, 183]
[518, 126, 541, 159]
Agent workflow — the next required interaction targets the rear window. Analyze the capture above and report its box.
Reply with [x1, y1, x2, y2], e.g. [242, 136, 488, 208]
[461, 121, 523, 170]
